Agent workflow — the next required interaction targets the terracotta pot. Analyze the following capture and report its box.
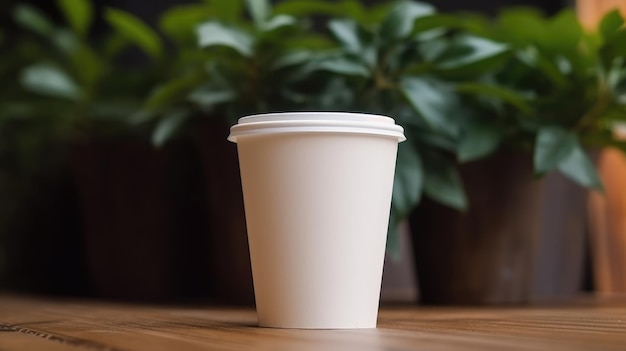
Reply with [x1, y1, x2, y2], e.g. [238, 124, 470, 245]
[588, 147, 626, 292]
[409, 152, 543, 305]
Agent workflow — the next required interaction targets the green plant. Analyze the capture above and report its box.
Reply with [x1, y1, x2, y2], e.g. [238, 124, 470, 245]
[279, 0, 519, 252]
[1, 1, 175, 283]
[12, 0, 167, 140]
[143, 0, 626, 254]
[148, 0, 508, 222]
[268, 1, 626, 253]
[10, 0, 617, 257]
[453, 8, 626, 188]
[144, 0, 336, 146]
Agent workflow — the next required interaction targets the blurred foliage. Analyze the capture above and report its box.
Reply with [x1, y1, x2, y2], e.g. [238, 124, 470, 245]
[9, 0, 171, 140]
[452, 8, 626, 189]
[149, 0, 626, 255]
[0, 0, 168, 284]
[1, 0, 625, 258]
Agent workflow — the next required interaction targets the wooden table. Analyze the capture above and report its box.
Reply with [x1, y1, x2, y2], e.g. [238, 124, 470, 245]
[2, 294, 626, 351]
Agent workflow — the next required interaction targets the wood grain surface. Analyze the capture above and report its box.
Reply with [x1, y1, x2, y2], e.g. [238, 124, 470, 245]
[1, 294, 626, 351]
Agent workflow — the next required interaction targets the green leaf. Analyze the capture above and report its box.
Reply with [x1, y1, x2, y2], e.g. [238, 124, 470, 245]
[146, 73, 206, 111]
[400, 77, 459, 137]
[558, 144, 602, 190]
[260, 14, 296, 32]
[497, 8, 582, 55]
[496, 7, 546, 46]
[361, 2, 396, 25]
[423, 155, 467, 210]
[606, 64, 626, 93]
[57, 0, 93, 37]
[515, 47, 568, 88]
[188, 85, 236, 109]
[456, 82, 532, 113]
[328, 19, 361, 53]
[71, 44, 105, 88]
[210, 0, 244, 22]
[603, 29, 626, 63]
[282, 34, 334, 50]
[544, 9, 582, 53]
[152, 110, 189, 147]
[409, 128, 457, 152]
[13, 4, 54, 36]
[458, 120, 500, 162]
[616, 70, 626, 96]
[274, 0, 377, 24]
[600, 9, 624, 41]
[337, 0, 367, 22]
[308, 56, 370, 77]
[105, 8, 163, 60]
[271, 50, 313, 70]
[20, 64, 82, 101]
[409, 14, 457, 37]
[197, 21, 253, 57]
[418, 38, 448, 62]
[52, 29, 79, 55]
[273, 0, 341, 17]
[437, 35, 509, 71]
[534, 126, 577, 174]
[313, 78, 355, 110]
[334, 21, 377, 67]
[159, 4, 213, 42]
[245, 0, 271, 28]
[392, 142, 423, 217]
[380, 1, 435, 41]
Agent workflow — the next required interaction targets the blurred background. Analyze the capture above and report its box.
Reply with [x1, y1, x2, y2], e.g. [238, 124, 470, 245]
[1, 0, 625, 306]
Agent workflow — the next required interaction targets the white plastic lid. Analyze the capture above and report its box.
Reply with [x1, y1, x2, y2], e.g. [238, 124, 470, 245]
[228, 112, 406, 143]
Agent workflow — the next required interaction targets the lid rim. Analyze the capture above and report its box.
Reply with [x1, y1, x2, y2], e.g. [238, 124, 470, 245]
[237, 112, 396, 124]
[228, 127, 406, 142]
[228, 112, 406, 143]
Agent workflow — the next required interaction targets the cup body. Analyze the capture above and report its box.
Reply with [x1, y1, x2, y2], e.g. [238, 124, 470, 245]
[229, 112, 405, 329]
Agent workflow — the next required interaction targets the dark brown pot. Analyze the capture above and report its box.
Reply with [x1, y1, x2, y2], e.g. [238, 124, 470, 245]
[70, 140, 211, 302]
[409, 152, 544, 305]
[533, 172, 589, 298]
[194, 119, 255, 306]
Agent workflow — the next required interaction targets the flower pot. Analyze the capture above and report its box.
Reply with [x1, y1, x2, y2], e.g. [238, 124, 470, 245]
[588, 147, 626, 292]
[70, 140, 211, 302]
[409, 152, 543, 305]
[533, 172, 589, 298]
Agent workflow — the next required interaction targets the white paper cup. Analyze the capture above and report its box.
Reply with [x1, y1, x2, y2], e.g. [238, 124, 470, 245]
[229, 112, 405, 329]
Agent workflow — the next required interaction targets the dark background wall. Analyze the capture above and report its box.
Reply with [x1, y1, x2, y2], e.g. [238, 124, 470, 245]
[427, 0, 566, 15]
[4, 0, 567, 24]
